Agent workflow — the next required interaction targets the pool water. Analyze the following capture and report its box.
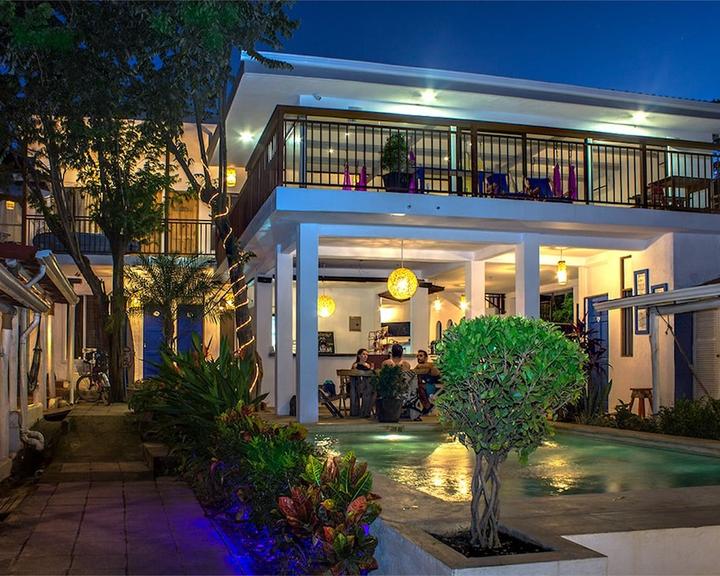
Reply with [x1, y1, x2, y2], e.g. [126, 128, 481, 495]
[315, 429, 720, 501]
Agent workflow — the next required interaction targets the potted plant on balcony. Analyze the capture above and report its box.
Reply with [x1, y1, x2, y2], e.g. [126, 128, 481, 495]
[381, 133, 414, 192]
[373, 364, 409, 422]
[436, 316, 586, 553]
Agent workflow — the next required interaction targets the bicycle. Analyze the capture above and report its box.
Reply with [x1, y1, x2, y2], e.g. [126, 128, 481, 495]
[76, 348, 111, 405]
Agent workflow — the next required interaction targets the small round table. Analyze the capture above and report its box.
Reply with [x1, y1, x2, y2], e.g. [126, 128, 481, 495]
[629, 388, 653, 418]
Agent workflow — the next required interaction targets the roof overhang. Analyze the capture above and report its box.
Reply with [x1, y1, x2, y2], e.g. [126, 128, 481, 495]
[594, 284, 720, 315]
[0, 243, 78, 306]
[226, 52, 720, 167]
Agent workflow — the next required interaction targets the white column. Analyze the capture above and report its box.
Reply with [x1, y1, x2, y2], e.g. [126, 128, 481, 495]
[465, 260, 486, 319]
[410, 286, 429, 353]
[254, 278, 274, 407]
[275, 247, 294, 416]
[295, 224, 319, 424]
[68, 304, 76, 404]
[515, 236, 540, 318]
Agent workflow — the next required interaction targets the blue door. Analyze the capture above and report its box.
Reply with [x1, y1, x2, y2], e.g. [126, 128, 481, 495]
[585, 294, 609, 410]
[177, 305, 203, 354]
[143, 306, 165, 379]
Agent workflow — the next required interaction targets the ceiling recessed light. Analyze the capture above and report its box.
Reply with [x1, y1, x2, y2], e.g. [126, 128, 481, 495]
[420, 89, 437, 103]
[328, 148, 334, 154]
[239, 131, 253, 143]
[631, 111, 648, 123]
[390, 213, 406, 217]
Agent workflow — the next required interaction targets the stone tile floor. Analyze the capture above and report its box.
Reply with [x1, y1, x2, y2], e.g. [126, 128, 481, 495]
[0, 479, 240, 575]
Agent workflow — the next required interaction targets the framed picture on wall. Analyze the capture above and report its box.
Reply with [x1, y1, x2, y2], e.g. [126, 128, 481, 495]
[651, 283, 668, 294]
[318, 331, 335, 355]
[634, 269, 650, 335]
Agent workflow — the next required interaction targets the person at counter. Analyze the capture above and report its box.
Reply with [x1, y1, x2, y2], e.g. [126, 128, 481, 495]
[382, 343, 412, 371]
[414, 349, 441, 414]
[352, 348, 374, 371]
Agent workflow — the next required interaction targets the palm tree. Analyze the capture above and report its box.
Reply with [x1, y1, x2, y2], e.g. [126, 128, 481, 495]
[126, 254, 226, 348]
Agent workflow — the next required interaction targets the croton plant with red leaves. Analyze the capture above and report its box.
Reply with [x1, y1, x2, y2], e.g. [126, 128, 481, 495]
[278, 453, 382, 575]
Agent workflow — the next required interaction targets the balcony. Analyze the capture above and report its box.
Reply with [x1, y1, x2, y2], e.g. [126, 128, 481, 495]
[231, 106, 720, 235]
[26, 215, 215, 257]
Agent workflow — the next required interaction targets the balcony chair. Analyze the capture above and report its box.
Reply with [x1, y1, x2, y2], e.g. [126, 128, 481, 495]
[477, 171, 512, 197]
[524, 177, 553, 200]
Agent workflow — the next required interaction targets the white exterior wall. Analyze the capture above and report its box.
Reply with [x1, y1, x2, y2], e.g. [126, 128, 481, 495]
[581, 235, 675, 409]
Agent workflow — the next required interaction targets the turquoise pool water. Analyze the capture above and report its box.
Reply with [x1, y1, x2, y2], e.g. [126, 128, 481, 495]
[315, 429, 720, 501]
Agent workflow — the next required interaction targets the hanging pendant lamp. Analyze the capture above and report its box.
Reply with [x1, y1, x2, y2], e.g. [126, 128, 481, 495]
[317, 271, 336, 318]
[557, 249, 567, 285]
[387, 240, 418, 301]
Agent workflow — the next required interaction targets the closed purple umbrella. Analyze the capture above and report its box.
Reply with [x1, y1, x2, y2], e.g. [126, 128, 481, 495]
[355, 165, 367, 191]
[552, 163, 563, 198]
[342, 163, 352, 190]
[568, 164, 578, 200]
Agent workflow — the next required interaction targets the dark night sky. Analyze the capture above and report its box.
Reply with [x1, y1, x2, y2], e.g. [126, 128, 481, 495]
[278, 1, 719, 101]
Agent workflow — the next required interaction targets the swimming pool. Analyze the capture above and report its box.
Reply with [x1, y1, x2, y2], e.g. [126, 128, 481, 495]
[315, 429, 720, 501]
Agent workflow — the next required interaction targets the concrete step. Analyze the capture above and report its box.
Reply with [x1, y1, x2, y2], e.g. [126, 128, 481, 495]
[40, 460, 152, 483]
[142, 442, 176, 478]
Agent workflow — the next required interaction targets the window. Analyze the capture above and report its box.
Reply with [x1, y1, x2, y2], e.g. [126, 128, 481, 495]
[621, 288, 634, 357]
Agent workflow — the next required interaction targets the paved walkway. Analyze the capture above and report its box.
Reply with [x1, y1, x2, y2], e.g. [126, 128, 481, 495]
[0, 404, 240, 575]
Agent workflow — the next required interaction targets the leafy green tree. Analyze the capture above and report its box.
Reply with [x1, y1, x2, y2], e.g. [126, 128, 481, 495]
[150, 2, 297, 361]
[0, 1, 182, 399]
[1, 1, 298, 399]
[436, 316, 586, 549]
[126, 254, 225, 348]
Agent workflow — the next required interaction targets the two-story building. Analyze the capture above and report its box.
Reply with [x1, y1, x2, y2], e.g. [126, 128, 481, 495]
[223, 53, 720, 423]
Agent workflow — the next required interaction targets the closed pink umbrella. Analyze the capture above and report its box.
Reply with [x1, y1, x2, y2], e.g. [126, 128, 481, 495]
[552, 163, 563, 198]
[355, 165, 367, 191]
[342, 163, 352, 190]
[568, 164, 578, 200]
[408, 151, 417, 193]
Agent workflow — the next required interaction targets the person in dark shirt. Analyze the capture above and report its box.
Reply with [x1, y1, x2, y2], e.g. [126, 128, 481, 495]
[352, 348, 373, 370]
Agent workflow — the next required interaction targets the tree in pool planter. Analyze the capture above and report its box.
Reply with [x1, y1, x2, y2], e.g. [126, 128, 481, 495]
[436, 316, 586, 549]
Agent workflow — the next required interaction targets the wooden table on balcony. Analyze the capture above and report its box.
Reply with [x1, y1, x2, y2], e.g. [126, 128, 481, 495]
[639, 176, 716, 210]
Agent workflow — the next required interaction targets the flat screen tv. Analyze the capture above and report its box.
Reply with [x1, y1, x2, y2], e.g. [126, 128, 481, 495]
[382, 321, 411, 337]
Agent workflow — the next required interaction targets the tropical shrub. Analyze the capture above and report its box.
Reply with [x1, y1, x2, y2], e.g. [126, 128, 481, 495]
[128, 336, 265, 459]
[380, 132, 413, 173]
[556, 315, 611, 422]
[372, 364, 409, 399]
[278, 453, 381, 575]
[610, 400, 658, 433]
[655, 397, 720, 439]
[436, 316, 586, 549]
[208, 406, 316, 525]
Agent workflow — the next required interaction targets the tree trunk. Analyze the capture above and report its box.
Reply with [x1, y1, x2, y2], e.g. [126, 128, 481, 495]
[470, 452, 503, 549]
[162, 307, 174, 350]
[108, 245, 127, 402]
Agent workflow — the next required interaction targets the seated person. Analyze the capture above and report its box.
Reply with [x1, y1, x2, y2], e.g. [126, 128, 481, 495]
[524, 177, 553, 200]
[382, 343, 412, 371]
[414, 349, 441, 414]
[352, 348, 374, 371]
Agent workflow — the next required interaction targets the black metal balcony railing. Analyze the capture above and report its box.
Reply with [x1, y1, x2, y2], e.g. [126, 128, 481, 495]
[27, 215, 215, 256]
[231, 105, 720, 235]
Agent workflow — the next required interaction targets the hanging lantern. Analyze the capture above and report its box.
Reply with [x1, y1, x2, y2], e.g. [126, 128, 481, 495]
[459, 294, 469, 312]
[557, 249, 567, 285]
[387, 240, 418, 301]
[317, 294, 336, 318]
[387, 267, 418, 301]
[226, 167, 237, 187]
[433, 296, 442, 312]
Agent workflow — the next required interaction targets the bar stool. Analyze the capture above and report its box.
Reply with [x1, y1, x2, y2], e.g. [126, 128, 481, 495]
[629, 388, 653, 418]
